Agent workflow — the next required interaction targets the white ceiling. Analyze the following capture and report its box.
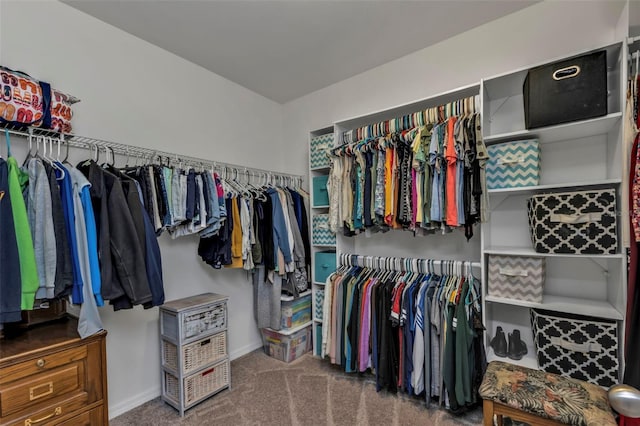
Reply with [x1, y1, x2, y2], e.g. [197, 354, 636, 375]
[63, 0, 538, 104]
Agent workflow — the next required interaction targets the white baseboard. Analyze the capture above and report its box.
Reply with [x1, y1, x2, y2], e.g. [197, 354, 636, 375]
[107, 340, 262, 419]
[109, 386, 160, 419]
[229, 340, 263, 360]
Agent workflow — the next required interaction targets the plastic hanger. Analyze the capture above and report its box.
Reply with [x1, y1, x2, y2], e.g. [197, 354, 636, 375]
[2, 129, 10, 159]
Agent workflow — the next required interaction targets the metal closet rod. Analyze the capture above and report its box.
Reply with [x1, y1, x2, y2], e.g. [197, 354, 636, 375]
[2, 126, 303, 184]
[338, 253, 481, 272]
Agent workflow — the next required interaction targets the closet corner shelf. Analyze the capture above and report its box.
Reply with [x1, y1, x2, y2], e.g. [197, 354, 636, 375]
[483, 112, 622, 145]
[487, 349, 539, 370]
[313, 318, 322, 323]
[313, 244, 337, 249]
[264, 321, 312, 336]
[312, 281, 326, 286]
[310, 166, 331, 172]
[312, 204, 330, 209]
[280, 290, 312, 302]
[487, 178, 622, 196]
[485, 294, 623, 320]
[483, 246, 624, 259]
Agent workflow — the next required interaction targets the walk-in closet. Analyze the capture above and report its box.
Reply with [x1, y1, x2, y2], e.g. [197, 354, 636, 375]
[1, 1, 639, 425]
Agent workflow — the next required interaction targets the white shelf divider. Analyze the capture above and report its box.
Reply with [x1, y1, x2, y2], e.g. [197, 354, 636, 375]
[485, 294, 623, 320]
[484, 246, 624, 259]
[484, 112, 622, 145]
[486, 349, 539, 370]
[487, 178, 621, 196]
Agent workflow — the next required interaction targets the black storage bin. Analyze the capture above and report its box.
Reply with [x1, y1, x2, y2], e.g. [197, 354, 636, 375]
[523, 50, 607, 129]
[530, 309, 619, 388]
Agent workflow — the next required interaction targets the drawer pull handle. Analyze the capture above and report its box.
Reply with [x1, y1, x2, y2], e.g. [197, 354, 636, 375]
[29, 381, 53, 401]
[35, 359, 45, 368]
[24, 406, 62, 425]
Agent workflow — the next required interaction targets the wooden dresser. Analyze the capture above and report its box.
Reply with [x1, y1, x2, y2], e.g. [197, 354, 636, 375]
[0, 318, 108, 426]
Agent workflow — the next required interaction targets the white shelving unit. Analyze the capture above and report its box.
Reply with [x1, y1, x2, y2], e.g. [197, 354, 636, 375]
[309, 126, 336, 357]
[480, 40, 627, 378]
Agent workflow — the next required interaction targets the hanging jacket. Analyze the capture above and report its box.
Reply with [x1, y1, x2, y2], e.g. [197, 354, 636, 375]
[68, 166, 103, 307]
[44, 162, 73, 298]
[101, 167, 152, 309]
[56, 162, 84, 304]
[26, 159, 56, 300]
[8, 156, 39, 310]
[77, 160, 120, 302]
[0, 158, 22, 322]
[131, 179, 165, 308]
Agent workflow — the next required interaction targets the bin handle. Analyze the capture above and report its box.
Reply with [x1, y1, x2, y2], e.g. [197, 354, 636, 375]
[498, 268, 528, 277]
[553, 65, 581, 81]
[498, 155, 525, 165]
[550, 337, 602, 353]
[549, 213, 602, 224]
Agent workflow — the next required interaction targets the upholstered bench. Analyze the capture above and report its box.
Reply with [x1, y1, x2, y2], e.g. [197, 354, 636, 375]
[479, 361, 617, 426]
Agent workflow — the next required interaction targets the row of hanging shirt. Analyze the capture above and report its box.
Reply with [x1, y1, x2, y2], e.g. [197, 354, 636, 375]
[197, 181, 311, 283]
[85, 150, 310, 282]
[321, 258, 485, 413]
[327, 99, 489, 241]
[0, 132, 165, 337]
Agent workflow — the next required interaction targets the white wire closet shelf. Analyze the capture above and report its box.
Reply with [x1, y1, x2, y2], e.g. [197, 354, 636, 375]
[1, 123, 303, 186]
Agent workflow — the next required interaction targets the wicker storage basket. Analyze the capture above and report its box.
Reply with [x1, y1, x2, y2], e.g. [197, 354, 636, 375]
[164, 359, 230, 407]
[163, 333, 227, 375]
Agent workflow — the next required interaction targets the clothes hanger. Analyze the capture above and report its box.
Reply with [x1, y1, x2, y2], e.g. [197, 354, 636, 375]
[2, 129, 10, 159]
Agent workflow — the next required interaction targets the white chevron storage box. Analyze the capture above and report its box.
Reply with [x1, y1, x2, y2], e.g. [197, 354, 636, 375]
[488, 255, 545, 303]
[487, 139, 540, 189]
[310, 133, 334, 169]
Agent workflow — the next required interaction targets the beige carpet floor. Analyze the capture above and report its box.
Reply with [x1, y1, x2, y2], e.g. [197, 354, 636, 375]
[110, 349, 483, 425]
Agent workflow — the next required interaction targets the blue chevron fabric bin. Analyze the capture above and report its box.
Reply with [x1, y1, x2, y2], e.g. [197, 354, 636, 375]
[487, 139, 540, 189]
[312, 215, 335, 246]
[310, 133, 334, 169]
[488, 255, 545, 303]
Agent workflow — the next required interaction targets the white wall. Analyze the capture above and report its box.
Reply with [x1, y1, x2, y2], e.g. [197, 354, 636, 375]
[283, 0, 627, 261]
[0, 0, 284, 418]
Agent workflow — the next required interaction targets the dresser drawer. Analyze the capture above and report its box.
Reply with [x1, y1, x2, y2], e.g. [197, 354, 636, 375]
[1, 392, 88, 426]
[0, 346, 87, 386]
[53, 405, 104, 426]
[0, 343, 101, 422]
[0, 321, 107, 426]
[0, 364, 84, 417]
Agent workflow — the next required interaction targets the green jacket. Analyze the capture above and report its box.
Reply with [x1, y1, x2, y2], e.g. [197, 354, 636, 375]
[8, 156, 38, 310]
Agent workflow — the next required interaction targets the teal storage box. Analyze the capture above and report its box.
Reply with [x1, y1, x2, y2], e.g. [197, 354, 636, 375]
[487, 139, 540, 189]
[312, 175, 330, 207]
[310, 133, 334, 169]
[314, 251, 336, 283]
